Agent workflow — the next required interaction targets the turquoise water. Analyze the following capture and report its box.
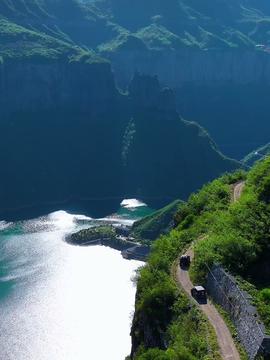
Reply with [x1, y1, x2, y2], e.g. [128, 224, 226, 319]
[0, 210, 145, 360]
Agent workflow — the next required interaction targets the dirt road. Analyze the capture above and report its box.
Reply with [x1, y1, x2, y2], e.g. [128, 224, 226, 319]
[233, 181, 245, 203]
[176, 182, 245, 359]
[176, 260, 241, 360]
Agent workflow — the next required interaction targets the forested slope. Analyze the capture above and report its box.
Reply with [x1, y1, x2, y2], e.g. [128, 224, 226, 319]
[131, 157, 270, 358]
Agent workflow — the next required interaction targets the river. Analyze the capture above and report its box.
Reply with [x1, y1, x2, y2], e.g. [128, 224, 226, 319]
[0, 209, 145, 360]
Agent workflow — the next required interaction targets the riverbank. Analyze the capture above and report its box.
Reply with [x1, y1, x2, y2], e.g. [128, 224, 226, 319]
[66, 225, 150, 261]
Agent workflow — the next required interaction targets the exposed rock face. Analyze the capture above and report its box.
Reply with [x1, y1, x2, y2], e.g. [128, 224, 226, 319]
[2, 0, 270, 161]
[123, 74, 238, 209]
[0, 59, 238, 220]
[0, 58, 124, 219]
[0, 60, 117, 114]
[107, 49, 270, 89]
[103, 49, 270, 159]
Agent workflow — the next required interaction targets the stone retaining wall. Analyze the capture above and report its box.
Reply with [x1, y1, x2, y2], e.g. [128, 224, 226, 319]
[206, 264, 270, 359]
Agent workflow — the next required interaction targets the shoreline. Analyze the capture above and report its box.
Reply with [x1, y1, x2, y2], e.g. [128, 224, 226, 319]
[66, 225, 150, 261]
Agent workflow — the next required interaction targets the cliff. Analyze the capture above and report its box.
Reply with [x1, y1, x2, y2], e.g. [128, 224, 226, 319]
[0, 54, 238, 220]
[0, 1, 240, 220]
[103, 46, 270, 159]
[103, 47, 270, 88]
[0, 58, 115, 115]
[2, 0, 270, 160]
[93, 0, 270, 159]
[98, 0, 270, 88]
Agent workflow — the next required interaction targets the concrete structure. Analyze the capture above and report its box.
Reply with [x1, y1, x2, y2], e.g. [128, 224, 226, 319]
[121, 245, 150, 261]
[206, 264, 270, 359]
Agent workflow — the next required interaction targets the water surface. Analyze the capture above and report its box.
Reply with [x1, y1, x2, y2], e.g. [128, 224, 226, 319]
[0, 211, 143, 360]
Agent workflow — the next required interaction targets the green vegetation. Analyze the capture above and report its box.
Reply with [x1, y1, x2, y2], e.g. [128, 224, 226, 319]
[183, 158, 270, 333]
[69, 225, 139, 250]
[131, 200, 183, 242]
[131, 171, 247, 358]
[0, 18, 105, 63]
[236, 279, 270, 335]
[98, 33, 147, 53]
[132, 231, 221, 359]
[0, 0, 112, 63]
[258, 289, 270, 332]
[191, 158, 270, 290]
[95, 0, 270, 53]
[2, 0, 270, 64]
[131, 158, 270, 356]
[70, 225, 117, 244]
[68, 50, 107, 65]
[135, 24, 186, 51]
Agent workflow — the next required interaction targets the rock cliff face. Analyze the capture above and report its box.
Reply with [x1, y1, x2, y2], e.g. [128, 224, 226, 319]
[105, 48, 270, 159]
[107, 49, 270, 89]
[92, 0, 270, 159]
[2, 0, 270, 161]
[0, 57, 238, 220]
[0, 59, 126, 219]
[0, 60, 116, 114]
[123, 74, 238, 209]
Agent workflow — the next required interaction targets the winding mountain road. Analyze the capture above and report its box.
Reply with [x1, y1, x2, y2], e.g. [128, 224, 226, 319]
[176, 181, 245, 360]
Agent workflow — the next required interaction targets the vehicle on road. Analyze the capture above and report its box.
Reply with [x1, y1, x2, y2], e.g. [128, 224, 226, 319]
[180, 254, 191, 269]
[191, 286, 207, 303]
